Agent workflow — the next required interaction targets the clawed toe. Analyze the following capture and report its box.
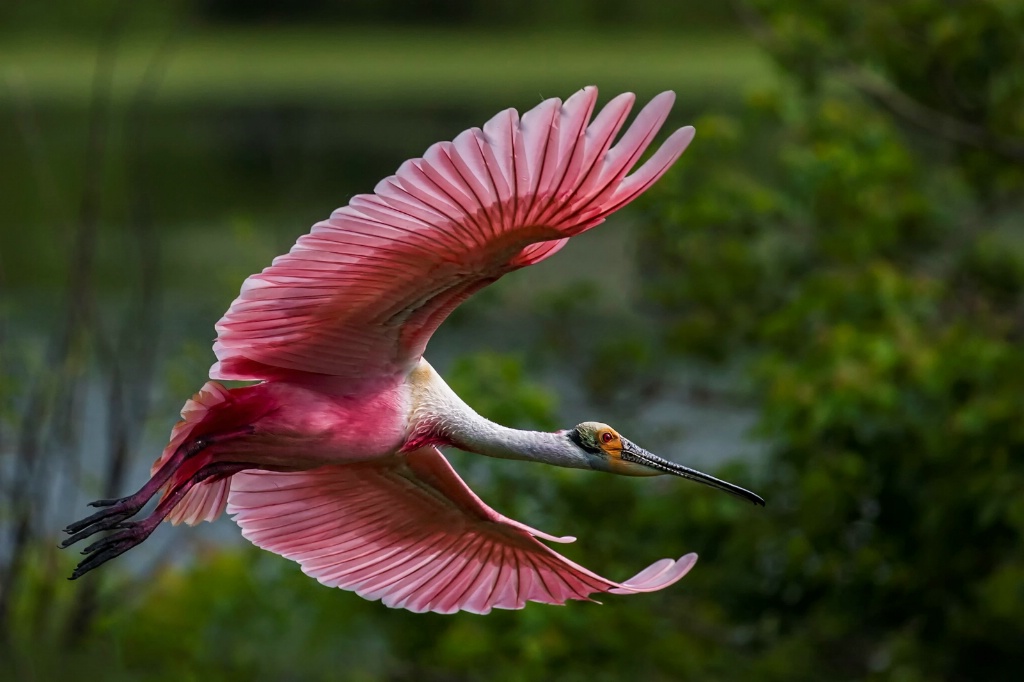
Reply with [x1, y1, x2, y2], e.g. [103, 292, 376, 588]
[68, 521, 155, 580]
[60, 511, 135, 548]
[61, 490, 153, 553]
[65, 500, 139, 535]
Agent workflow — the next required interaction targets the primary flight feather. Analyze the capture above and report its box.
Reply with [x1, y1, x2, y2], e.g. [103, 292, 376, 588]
[63, 86, 764, 614]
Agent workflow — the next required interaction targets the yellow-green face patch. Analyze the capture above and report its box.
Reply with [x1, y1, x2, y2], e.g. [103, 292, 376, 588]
[572, 421, 622, 456]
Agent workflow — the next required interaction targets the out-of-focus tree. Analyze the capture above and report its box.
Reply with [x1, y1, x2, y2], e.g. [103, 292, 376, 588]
[0, 10, 168, 659]
[633, 1, 1024, 679]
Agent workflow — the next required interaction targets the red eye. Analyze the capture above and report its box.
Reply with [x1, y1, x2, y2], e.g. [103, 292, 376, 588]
[601, 432, 614, 444]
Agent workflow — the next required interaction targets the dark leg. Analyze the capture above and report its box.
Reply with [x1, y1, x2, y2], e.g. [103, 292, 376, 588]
[62, 426, 252, 546]
[68, 461, 249, 580]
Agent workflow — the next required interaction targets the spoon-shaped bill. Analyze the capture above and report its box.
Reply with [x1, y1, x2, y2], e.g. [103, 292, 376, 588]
[620, 438, 765, 506]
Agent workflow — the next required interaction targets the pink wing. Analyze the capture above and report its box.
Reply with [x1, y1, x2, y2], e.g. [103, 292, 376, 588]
[212, 87, 694, 383]
[228, 447, 697, 614]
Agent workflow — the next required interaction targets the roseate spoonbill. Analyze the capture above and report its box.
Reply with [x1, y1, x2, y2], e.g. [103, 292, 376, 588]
[62, 86, 764, 614]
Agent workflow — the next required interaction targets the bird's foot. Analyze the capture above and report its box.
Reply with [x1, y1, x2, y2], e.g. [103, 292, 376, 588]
[69, 519, 158, 580]
[63, 434, 234, 541]
[62, 493, 147, 547]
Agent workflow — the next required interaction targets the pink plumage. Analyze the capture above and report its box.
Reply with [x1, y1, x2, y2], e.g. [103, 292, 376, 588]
[150, 382, 234, 526]
[63, 87, 763, 613]
[210, 87, 693, 383]
[229, 448, 696, 614]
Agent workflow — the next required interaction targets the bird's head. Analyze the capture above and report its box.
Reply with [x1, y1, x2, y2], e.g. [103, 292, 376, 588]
[567, 421, 765, 506]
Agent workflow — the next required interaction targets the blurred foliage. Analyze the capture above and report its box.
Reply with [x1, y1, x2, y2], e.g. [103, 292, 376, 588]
[447, 352, 559, 432]
[4, 1, 1024, 681]
[746, 0, 1024, 197]
[633, 1, 1024, 679]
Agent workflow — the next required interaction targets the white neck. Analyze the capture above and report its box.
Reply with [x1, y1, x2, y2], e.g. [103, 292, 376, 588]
[407, 359, 592, 470]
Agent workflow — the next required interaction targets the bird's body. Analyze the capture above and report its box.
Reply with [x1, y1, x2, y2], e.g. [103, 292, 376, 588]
[63, 87, 763, 614]
[207, 374, 413, 469]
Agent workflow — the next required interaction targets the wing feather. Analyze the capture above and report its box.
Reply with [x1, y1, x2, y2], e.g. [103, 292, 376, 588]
[228, 447, 697, 614]
[212, 87, 693, 383]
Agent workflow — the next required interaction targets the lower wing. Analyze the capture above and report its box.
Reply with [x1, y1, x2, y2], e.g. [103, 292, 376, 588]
[228, 446, 697, 614]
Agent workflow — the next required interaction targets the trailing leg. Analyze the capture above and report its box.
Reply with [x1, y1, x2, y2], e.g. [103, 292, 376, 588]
[61, 380, 274, 577]
[62, 436, 215, 544]
[61, 427, 250, 548]
[68, 461, 250, 579]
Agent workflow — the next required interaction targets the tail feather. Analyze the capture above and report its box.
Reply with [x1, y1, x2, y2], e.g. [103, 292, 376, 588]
[166, 476, 231, 526]
[153, 381, 235, 526]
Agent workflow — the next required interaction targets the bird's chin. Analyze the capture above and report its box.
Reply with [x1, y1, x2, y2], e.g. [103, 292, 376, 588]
[606, 457, 663, 477]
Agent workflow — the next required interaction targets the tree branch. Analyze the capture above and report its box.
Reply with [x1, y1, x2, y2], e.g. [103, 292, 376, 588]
[732, 0, 1024, 165]
[839, 67, 1024, 165]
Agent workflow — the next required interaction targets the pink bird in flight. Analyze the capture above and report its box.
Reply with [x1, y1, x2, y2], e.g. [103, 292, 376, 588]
[63, 87, 763, 614]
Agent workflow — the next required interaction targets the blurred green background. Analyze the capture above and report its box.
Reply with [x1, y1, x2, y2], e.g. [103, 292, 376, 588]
[3, 1, 1024, 680]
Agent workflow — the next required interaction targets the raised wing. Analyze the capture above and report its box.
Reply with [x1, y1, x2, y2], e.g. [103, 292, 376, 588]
[228, 447, 698, 614]
[212, 87, 694, 383]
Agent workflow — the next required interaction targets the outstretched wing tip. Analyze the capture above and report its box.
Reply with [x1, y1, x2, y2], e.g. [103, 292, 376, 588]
[608, 552, 699, 595]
